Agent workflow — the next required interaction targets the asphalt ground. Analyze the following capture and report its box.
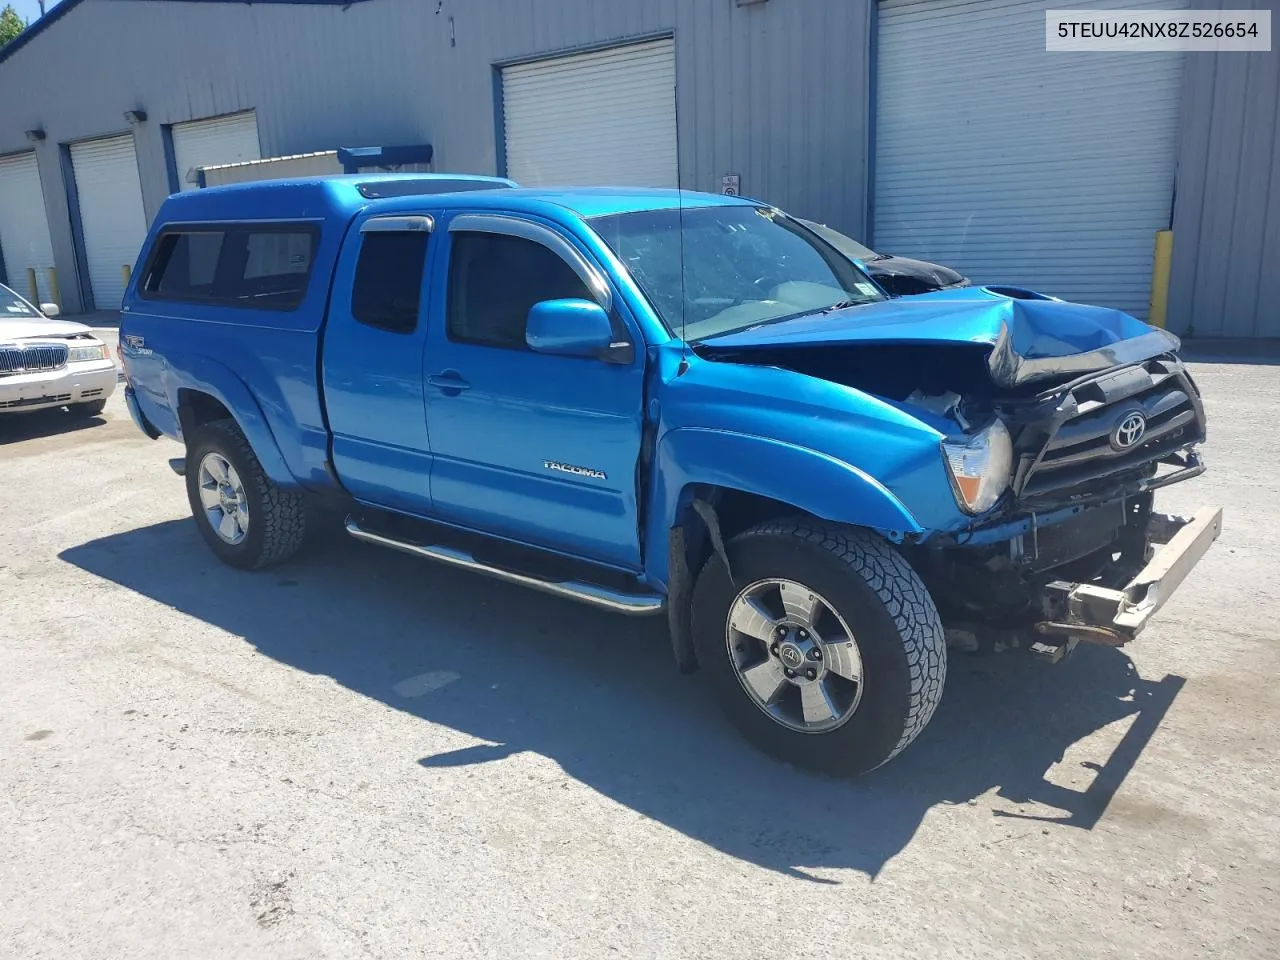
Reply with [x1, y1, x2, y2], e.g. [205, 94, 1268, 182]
[3, 332, 1277, 958]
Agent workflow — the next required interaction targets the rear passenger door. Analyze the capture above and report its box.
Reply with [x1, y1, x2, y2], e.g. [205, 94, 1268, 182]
[321, 215, 435, 515]
[422, 213, 646, 570]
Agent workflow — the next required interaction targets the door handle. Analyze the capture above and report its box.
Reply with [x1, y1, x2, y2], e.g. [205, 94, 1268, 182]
[428, 371, 471, 394]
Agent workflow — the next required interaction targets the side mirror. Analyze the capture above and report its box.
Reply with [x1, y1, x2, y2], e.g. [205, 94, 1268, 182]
[40, 302, 60, 317]
[526, 298, 631, 362]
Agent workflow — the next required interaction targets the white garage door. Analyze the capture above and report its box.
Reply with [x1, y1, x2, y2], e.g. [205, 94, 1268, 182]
[0, 151, 56, 303]
[874, 0, 1187, 318]
[71, 134, 149, 310]
[172, 111, 261, 191]
[502, 38, 677, 188]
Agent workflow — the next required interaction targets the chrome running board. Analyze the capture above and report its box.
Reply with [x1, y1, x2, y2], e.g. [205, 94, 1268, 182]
[345, 518, 665, 616]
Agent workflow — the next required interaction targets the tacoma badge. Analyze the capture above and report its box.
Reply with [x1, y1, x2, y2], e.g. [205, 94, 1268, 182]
[544, 460, 607, 480]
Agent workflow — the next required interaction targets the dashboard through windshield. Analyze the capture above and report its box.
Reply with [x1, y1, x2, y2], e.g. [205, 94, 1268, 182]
[0, 283, 40, 319]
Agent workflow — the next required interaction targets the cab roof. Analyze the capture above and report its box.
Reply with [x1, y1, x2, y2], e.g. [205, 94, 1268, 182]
[441, 186, 757, 219]
[152, 174, 757, 228]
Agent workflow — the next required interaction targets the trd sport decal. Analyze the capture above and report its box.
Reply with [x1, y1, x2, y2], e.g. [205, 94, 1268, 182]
[543, 460, 607, 480]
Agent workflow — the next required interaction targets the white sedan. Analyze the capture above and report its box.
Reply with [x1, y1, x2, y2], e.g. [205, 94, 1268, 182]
[0, 283, 117, 416]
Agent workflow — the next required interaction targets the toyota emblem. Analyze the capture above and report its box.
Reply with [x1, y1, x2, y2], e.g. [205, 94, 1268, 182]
[1111, 411, 1147, 450]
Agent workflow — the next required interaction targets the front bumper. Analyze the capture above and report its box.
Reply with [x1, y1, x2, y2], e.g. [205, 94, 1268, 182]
[1033, 505, 1223, 657]
[0, 360, 117, 413]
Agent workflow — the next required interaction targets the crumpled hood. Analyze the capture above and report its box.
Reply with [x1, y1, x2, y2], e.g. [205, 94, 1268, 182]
[700, 286, 1180, 387]
[0, 316, 94, 341]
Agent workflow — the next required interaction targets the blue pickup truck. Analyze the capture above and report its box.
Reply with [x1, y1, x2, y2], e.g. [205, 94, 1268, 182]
[119, 174, 1221, 775]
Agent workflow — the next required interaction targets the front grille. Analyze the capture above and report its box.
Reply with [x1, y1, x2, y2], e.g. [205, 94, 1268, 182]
[0, 342, 69, 376]
[80, 388, 104, 399]
[1013, 356, 1205, 503]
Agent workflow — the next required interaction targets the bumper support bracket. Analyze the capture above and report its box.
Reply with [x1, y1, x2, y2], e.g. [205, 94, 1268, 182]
[1035, 505, 1223, 649]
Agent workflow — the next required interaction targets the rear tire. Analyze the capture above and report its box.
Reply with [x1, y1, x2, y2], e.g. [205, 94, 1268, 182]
[691, 518, 946, 776]
[184, 418, 307, 570]
[69, 399, 107, 417]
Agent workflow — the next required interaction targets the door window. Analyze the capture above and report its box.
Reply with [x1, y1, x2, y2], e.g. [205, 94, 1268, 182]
[446, 232, 591, 350]
[351, 231, 429, 334]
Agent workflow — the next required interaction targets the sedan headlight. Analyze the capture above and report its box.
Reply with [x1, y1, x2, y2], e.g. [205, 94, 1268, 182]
[942, 419, 1013, 514]
[68, 341, 110, 362]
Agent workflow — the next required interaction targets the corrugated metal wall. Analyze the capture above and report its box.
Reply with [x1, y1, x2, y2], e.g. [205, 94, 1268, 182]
[874, 0, 1187, 320]
[1168, 0, 1280, 339]
[0, 0, 875, 313]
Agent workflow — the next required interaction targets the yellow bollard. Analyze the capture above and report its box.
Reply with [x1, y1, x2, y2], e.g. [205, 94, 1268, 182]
[121, 263, 132, 291]
[1148, 230, 1173, 329]
[47, 267, 62, 313]
[27, 266, 39, 304]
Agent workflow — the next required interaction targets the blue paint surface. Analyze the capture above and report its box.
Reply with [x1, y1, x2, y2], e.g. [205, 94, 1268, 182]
[121, 176, 1178, 589]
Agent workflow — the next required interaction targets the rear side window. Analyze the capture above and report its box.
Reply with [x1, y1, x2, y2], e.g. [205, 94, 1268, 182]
[447, 232, 590, 349]
[150, 231, 224, 298]
[142, 224, 318, 310]
[351, 231, 429, 333]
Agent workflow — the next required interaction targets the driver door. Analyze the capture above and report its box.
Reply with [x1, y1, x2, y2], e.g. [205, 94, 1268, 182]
[422, 213, 647, 570]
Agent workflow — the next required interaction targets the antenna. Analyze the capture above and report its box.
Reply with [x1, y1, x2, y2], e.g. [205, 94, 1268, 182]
[673, 79, 689, 370]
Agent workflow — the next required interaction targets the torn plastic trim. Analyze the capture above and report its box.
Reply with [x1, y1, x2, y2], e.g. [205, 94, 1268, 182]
[936, 448, 1206, 549]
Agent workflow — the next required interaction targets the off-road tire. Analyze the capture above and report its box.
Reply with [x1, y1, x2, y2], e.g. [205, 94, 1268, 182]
[691, 518, 946, 776]
[185, 418, 307, 570]
[69, 399, 107, 417]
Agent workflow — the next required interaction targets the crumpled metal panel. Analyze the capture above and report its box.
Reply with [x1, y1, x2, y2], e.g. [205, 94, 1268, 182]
[700, 286, 1182, 388]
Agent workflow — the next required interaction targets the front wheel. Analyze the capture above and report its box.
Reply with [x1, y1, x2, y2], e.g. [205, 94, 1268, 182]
[691, 518, 946, 776]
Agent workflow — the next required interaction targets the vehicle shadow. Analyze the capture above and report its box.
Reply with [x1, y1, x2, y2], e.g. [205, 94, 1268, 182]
[60, 519, 1185, 880]
[0, 408, 107, 444]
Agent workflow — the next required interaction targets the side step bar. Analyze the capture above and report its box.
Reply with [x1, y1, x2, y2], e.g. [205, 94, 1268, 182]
[345, 518, 665, 617]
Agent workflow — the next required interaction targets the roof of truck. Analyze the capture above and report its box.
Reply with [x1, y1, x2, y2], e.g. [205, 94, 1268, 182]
[152, 174, 756, 227]
[471, 186, 755, 218]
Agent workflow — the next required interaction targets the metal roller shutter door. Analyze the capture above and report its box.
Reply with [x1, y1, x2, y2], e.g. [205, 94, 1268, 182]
[171, 111, 261, 191]
[0, 152, 55, 302]
[70, 135, 149, 310]
[502, 38, 677, 188]
[874, 0, 1187, 318]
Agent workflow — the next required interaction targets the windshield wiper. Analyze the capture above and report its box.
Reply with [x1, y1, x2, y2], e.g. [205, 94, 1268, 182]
[821, 299, 863, 313]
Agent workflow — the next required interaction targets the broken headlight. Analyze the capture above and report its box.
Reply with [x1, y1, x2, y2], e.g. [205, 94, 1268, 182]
[942, 419, 1013, 514]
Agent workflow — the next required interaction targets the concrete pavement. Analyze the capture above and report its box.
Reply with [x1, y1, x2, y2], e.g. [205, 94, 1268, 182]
[1, 357, 1277, 959]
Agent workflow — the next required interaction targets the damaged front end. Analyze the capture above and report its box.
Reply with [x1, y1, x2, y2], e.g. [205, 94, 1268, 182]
[697, 288, 1222, 659]
[922, 352, 1221, 659]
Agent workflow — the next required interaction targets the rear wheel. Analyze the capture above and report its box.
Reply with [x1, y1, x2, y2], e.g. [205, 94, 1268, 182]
[184, 418, 307, 569]
[691, 518, 946, 776]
